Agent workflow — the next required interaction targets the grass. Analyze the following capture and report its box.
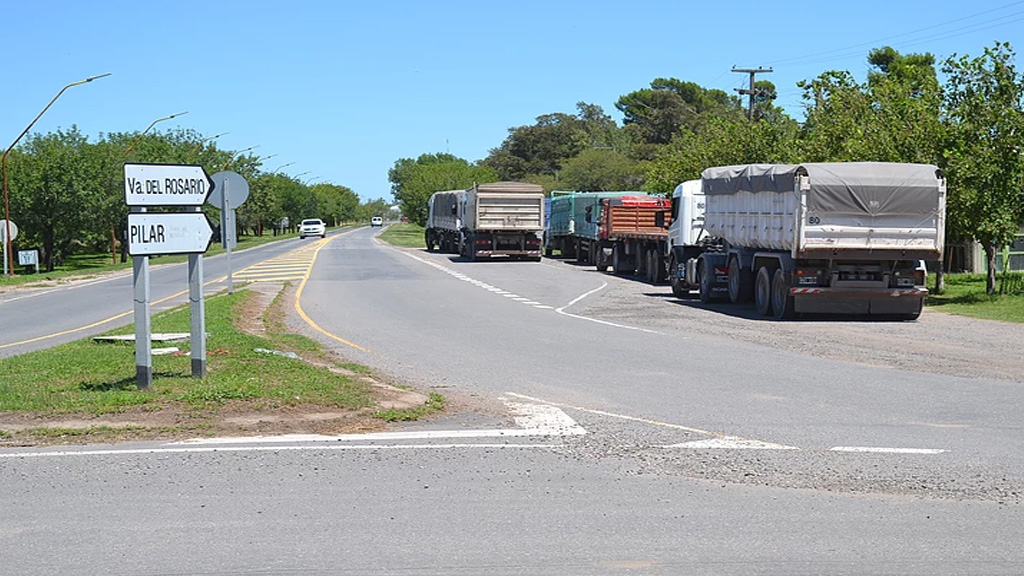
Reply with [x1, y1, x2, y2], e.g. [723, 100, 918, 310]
[926, 272, 1024, 323]
[378, 222, 425, 248]
[0, 289, 379, 416]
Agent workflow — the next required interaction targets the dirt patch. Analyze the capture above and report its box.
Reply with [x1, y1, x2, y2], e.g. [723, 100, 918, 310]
[0, 281, 431, 447]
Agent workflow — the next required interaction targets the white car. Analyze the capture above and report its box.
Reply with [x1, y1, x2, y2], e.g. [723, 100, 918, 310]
[370, 216, 383, 227]
[298, 218, 326, 239]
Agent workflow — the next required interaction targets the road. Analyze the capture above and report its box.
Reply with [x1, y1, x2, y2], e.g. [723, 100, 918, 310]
[2, 226, 1023, 575]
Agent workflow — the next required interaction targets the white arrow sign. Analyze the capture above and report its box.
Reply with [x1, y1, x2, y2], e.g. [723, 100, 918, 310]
[127, 213, 214, 256]
[124, 163, 214, 207]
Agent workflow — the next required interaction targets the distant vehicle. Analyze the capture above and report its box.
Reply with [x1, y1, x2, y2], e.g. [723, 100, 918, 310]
[298, 218, 326, 239]
[371, 216, 383, 227]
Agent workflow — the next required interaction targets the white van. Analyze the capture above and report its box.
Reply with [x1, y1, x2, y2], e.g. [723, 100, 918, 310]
[370, 216, 383, 227]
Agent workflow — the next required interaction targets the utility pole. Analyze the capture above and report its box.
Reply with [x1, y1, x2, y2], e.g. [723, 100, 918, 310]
[732, 67, 773, 119]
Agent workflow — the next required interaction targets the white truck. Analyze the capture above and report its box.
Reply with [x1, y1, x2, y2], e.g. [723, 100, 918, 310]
[664, 162, 946, 320]
[426, 182, 545, 261]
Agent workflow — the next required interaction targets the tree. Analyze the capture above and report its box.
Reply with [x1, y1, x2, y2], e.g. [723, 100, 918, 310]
[645, 113, 800, 193]
[7, 127, 106, 271]
[559, 148, 643, 191]
[941, 42, 1024, 294]
[389, 154, 497, 225]
[615, 78, 741, 146]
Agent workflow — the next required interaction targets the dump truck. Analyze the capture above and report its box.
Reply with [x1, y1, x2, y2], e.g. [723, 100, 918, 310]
[544, 191, 647, 262]
[666, 162, 946, 320]
[592, 194, 673, 282]
[425, 182, 546, 261]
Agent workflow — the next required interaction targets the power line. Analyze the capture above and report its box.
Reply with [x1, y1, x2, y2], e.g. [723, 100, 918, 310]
[770, 1, 1024, 67]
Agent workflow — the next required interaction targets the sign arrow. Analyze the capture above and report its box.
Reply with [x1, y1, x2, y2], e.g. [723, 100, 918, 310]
[124, 163, 214, 207]
[127, 213, 214, 256]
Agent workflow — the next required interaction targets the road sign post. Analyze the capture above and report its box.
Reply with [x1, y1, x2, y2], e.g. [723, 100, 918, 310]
[209, 171, 249, 296]
[124, 163, 216, 387]
[0, 219, 18, 276]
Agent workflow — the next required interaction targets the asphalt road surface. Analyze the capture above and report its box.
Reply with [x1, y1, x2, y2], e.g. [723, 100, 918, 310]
[2, 226, 1023, 575]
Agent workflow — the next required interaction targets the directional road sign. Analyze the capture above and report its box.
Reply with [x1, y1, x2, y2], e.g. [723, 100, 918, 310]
[127, 213, 214, 256]
[124, 163, 214, 206]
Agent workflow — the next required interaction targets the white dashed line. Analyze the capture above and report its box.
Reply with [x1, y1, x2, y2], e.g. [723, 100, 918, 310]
[829, 447, 947, 455]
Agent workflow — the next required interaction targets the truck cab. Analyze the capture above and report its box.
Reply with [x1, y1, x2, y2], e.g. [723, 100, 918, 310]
[666, 180, 708, 297]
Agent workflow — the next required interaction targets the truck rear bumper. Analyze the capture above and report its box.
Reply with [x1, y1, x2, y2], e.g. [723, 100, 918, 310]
[791, 287, 927, 315]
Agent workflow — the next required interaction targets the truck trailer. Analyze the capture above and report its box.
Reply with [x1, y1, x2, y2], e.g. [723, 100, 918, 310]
[593, 194, 673, 283]
[666, 162, 946, 320]
[425, 182, 546, 261]
[545, 191, 647, 262]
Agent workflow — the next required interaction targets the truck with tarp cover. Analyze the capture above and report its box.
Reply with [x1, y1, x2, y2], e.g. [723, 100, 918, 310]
[424, 189, 465, 253]
[667, 162, 946, 319]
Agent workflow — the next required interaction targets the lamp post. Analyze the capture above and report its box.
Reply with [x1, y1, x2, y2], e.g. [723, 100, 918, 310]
[188, 131, 229, 160]
[124, 110, 188, 156]
[272, 162, 294, 173]
[2, 72, 111, 276]
[221, 145, 259, 171]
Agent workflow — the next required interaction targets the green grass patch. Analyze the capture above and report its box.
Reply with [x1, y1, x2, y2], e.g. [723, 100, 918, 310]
[927, 273, 1024, 323]
[378, 223, 426, 248]
[374, 392, 446, 422]
[0, 289, 376, 414]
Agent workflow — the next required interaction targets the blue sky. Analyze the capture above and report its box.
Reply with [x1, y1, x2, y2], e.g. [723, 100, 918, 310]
[3, 0, 1023, 202]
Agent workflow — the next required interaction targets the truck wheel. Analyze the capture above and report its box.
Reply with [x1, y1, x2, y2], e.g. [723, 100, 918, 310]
[771, 268, 796, 320]
[612, 244, 630, 275]
[698, 261, 713, 303]
[650, 249, 666, 284]
[425, 232, 434, 251]
[669, 256, 688, 298]
[728, 256, 753, 303]
[595, 245, 609, 272]
[755, 266, 773, 316]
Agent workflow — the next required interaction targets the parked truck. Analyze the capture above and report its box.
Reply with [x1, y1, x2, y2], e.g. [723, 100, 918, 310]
[592, 194, 673, 283]
[544, 191, 647, 262]
[424, 189, 465, 253]
[425, 182, 546, 261]
[665, 162, 946, 320]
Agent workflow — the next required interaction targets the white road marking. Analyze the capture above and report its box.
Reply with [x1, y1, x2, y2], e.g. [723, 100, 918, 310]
[555, 282, 662, 334]
[0, 400, 586, 459]
[665, 437, 799, 450]
[0, 444, 558, 459]
[829, 447, 947, 455]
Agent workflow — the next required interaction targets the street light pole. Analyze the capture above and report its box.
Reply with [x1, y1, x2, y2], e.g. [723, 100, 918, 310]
[272, 162, 295, 173]
[2, 72, 111, 276]
[221, 145, 259, 171]
[188, 131, 229, 161]
[124, 110, 188, 156]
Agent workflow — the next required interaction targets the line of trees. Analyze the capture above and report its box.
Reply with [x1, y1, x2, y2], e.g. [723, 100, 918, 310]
[4, 127, 382, 272]
[388, 43, 1024, 294]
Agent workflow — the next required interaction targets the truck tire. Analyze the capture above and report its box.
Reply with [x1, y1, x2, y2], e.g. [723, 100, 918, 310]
[728, 256, 753, 303]
[425, 232, 435, 252]
[698, 261, 713, 303]
[595, 245, 609, 272]
[612, 244, 632, 275]
[771, 268, 796, 320]
[669, 256, 688, 298]
[755, 266, 773, 316]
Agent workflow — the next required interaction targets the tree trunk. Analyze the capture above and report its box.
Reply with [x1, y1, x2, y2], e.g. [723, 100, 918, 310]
[935, 269, 945, 294]
[985, 242, 997, 295]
